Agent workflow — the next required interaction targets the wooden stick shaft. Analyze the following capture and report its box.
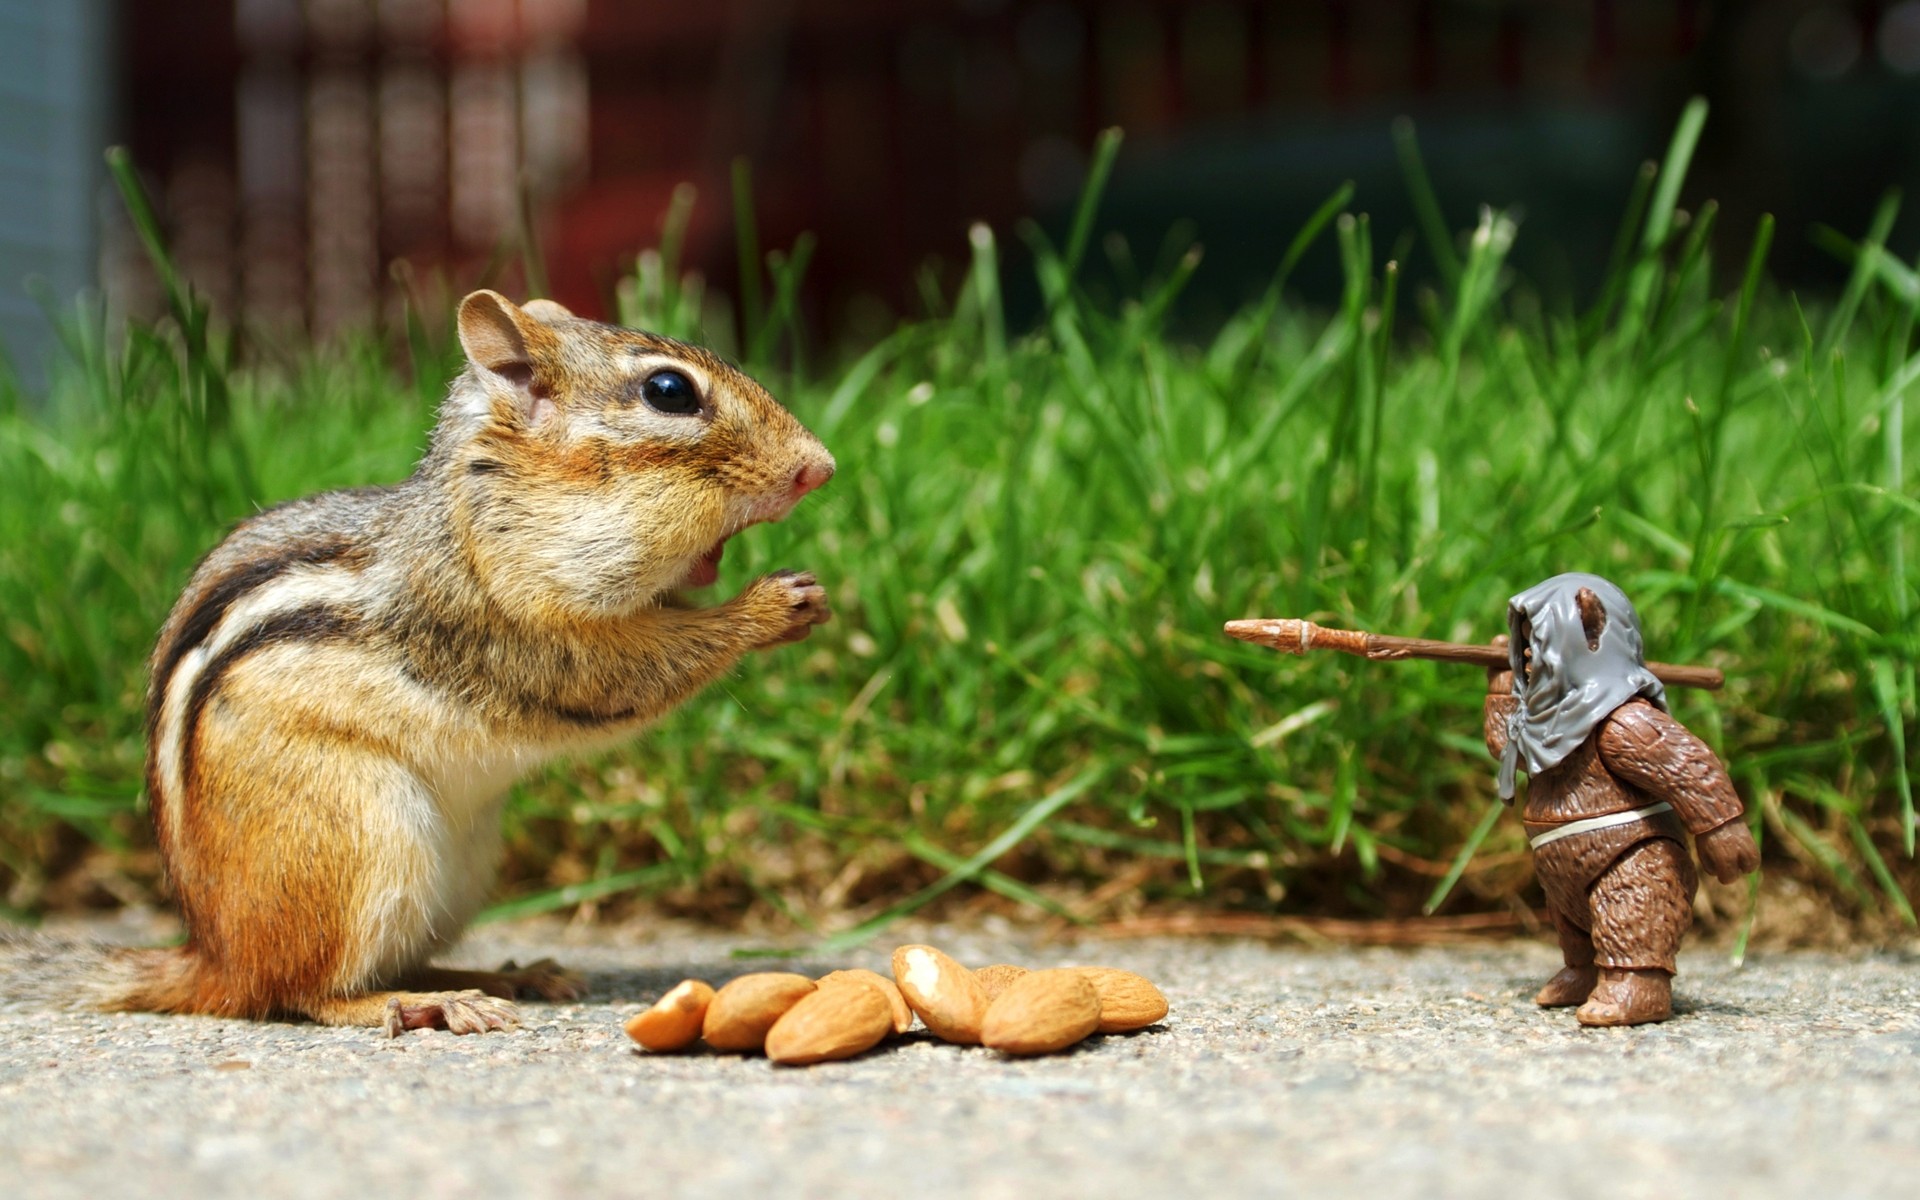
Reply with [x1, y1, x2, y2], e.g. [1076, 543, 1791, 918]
[1223, 618, 1725, 691]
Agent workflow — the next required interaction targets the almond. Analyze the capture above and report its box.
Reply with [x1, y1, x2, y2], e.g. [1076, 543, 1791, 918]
[818, 968, 914, 1035]
[766, 980, 894, 1065]
[1072, 967, 1169, 1033]
[981, 968, 1101, 1056]
[623, 978, 714, 1051]
[972, 963, 1029, 1001]
[890, 945, 990, 1044]
[701, 973, 817, 1052]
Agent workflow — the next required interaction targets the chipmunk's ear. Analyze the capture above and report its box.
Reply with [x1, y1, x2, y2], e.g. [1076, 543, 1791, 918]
[458, 290, 557, 424]
[458, 290, 535, 381]
[520, 298, 575, 324]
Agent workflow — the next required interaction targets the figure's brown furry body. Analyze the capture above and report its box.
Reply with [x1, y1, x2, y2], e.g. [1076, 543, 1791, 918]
[113, 292, 835, 1033]
[1486, 694, 1753, 1026]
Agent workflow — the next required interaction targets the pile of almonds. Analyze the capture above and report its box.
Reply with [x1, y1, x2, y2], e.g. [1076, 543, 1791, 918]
[623, 944, 1168, 1066]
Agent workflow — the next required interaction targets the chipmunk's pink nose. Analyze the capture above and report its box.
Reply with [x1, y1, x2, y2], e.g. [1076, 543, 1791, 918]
[792, 460, 834, 497]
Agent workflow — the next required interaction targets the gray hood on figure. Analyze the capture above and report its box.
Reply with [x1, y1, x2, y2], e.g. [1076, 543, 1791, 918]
[1497, 572, 1667, 799]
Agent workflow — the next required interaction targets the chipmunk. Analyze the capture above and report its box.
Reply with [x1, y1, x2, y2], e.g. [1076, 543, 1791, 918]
[2, 291, 834, 1035]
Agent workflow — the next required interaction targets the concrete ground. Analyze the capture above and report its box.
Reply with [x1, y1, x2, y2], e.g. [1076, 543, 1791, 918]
[1, 914, 1915, 1200]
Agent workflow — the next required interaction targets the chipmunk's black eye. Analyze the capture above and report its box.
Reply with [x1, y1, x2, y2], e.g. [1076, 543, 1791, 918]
[640, 368, 701, 415]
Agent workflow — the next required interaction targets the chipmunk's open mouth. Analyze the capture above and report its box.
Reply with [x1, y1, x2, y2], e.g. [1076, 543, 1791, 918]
[679, 514, 774, 589]
[683, 538, 728, 588]
[677, 465, 830, 589]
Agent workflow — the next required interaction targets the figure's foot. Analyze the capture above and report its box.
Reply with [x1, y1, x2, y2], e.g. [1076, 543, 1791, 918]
[1575, 968, 1672, 1027]
[1534, 964, 1599, 1008]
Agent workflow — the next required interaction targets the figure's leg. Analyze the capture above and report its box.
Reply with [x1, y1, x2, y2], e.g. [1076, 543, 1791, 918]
[1535, 911, 1599, 1007]
[403, 960, 585, 1002]
[1529, 853, 1600, 1006]
[1577, 838, 1696, 1027]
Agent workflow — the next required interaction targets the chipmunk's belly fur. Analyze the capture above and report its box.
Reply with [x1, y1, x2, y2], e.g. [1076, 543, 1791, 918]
[150, 542, 544, 994]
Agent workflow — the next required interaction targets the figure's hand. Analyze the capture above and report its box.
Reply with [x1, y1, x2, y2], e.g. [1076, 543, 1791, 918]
[1487, 634, 1513, 697]
[1696, 819, 1761, 884]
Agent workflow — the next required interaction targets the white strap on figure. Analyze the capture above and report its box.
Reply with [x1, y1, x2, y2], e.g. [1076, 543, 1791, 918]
[1527, 802, 1675, 850]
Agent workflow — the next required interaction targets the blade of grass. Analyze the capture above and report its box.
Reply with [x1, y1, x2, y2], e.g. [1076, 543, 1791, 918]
[1581, 160, 1658, 343]
[1620, 97, 1708, 343]
[819, 767, 1106, 951]
[1870, 657, 1915, 854]
[1391, 116, 1461, 286]
[967, 222, 1006, 364]
[1817, 190, 1901, 361]
[747, 233, 817, 369]
[1216, 179, 1355, 392]
[1423, 796, 1506, 913]
[476, 864, 680, 924]
[1051, 821, 1272, 866]
[1846, 812, 1918, 925]
[1062, 127, 1124, 280]
[1642, 97, 1708, 254]
[902, 833, 1082, 922]
[515, 172, 550, 299]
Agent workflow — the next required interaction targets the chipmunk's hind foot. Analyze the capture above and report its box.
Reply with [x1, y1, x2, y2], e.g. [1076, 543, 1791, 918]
[299, 989, 521, 1036]
[386, 991, 520, 1036]
[403, 958, 585, 1002]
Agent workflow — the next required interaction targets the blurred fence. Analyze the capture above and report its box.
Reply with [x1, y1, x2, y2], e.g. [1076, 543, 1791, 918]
[111, 1, 1812, 335]
[117, 0, 587, 336]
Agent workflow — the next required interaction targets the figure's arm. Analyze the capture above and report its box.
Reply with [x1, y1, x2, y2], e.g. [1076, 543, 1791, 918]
[1484, 635, 1515, 761]
[1597, 700, 1759, 882]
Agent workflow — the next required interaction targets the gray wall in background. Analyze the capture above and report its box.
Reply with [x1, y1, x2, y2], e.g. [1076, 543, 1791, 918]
[0, 0, 111, 390]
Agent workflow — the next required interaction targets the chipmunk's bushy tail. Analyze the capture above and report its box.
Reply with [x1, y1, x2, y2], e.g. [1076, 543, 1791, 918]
[0, 930, 205, 1016]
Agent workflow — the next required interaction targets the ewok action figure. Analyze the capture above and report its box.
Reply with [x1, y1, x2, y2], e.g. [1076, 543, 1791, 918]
[1484, 573, 1760, 1026]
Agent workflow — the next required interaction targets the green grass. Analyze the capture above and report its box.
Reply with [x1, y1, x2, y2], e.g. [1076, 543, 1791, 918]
[1, 107, 1916, 937]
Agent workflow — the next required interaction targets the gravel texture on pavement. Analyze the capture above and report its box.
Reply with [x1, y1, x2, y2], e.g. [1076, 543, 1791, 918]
[2, 913, 1915, 1200]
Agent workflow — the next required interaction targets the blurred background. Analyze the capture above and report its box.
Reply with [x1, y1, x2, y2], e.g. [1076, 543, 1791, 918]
[4, 1, 1917, 930]
[5, 0, 1920, 368]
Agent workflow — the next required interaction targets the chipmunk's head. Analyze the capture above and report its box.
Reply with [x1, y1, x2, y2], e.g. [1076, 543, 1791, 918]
[441, 290, 835, 615]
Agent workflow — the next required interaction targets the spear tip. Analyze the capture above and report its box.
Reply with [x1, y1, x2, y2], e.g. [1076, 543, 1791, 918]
[1224, 618, 1304, 652]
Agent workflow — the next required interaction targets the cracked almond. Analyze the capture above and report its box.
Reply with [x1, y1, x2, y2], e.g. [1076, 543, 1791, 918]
[623, 978, 715, 1051]
[891, 945, 989, 1044]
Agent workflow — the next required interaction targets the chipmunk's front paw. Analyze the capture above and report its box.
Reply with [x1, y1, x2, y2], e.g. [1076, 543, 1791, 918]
[744, 569, 832, 647]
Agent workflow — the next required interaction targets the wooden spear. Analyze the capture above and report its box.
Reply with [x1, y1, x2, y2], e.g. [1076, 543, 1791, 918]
[1222, 618, 1725, 691]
